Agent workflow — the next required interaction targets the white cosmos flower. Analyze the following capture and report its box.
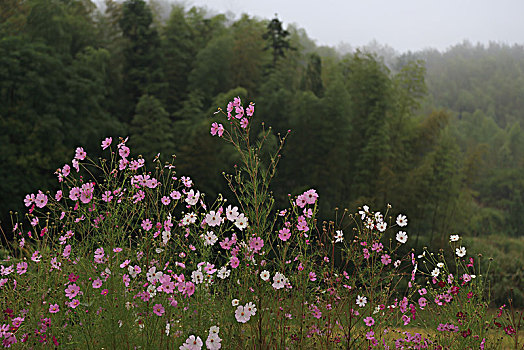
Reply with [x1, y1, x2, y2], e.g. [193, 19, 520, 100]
[235, 305, 251, 323]
[191, 270, 204, 284]
[180, 335, 203, 350]
[146, 267, 162, 283]
[358, 205, 369, 220]
[450, 234, 460, 242]
[232, 299, 240, 307]
[202, 231, 218, 246]
[356, 295, 367, 307]
[396, 214, 408, 227]
[225, 205, 239, 221]
[185, 190, 199, 206]
[234, 214, 249, 230]
[272, 272, 287, 289]
[437, 262, 444, 268]
[244, 302, 257, 316]
[260, 270, 270, 281]
[334, 230, 344, 243]
[376, 222, 387, 232]
[206, 333, 221, 350]
[146, 284, 157, 298]
[456, 246, 467, 257]
[162, 230, 171, 245]
[205, 211, 221, 227]
[208, 325, 219, 335]
[396, 231, 408, 244]
[217, 266, 230, 279]
[431, 268, 440, 278]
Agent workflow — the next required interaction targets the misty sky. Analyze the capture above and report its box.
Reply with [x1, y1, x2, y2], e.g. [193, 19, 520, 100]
[180, 0, 524, 52]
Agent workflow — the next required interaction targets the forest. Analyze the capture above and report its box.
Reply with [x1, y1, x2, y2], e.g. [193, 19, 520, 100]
[1, 0, 523, 303]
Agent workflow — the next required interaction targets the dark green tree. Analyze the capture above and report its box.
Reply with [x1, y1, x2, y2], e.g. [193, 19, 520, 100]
[263, 15, 293, 68]
[130, 94, 174, 161]
[300, 53, 324, 97]
[119, 0, 166, 122]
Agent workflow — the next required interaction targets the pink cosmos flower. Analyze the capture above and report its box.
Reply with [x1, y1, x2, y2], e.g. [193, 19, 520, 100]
[102, 191, 113, 203]
[69, 187, 81, 201]
[381, 254, 392, 265]
[62, 164, 70, 177]
[249, 237, 264, 252]
[240, 117, 249, 128]
[233, 97, 241, 107]
[35, 192, 48, 208]
[65, 284, 80, 299]
[69, 299, 80, 309]
[161, 196, 171, 206]
[141, 219, 152, 231]
[72, 158, 80, 172]
[184, 282, 195, 297]
[119, 158, 128, 170]
[364, 317, 375, 326]
[133, 190, 145, 203]
[30, 217, 38, 227]
[246, 104, 254, 116]
[79, 190, 92, 204]
[170, 190, 181, 200]
[75, 147, 87, 160]
[371, 242, 383, 252]
[63, 244, 71, 258]
[119, 145, 130, 158]
[210, 122, 224, 137]
[181, 176, 192, 187]
[101, 137, 112, 150]
[49, 304, 59, 313]
[402, 314, 411, 325]
[101, 289, 108, 295]
[122, 274, 130, 287]
[309, 272, 317, 281]
[418, 297, 427, 309]
[296, 195, 307, 208]
[16, 262, 27, 275]
[24, 193, 35, 207]
[230, 256, 240, 269]
[303, 189, 318, 204]
[278, 227, 291, 241]
[153, 304, 165, 316]
[31, 251, 41, 262]
[55, 190, 63, 201]
[68, 273, 79, 282]
[92, 278, 102, 289]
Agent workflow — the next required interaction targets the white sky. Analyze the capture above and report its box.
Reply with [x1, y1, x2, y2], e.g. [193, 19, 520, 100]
[178, 0, 524, 52]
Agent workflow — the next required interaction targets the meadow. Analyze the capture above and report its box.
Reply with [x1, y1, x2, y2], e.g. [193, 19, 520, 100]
[0, 99, 521, 349]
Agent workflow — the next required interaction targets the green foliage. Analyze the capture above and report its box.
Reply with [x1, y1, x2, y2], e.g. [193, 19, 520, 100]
[120, 0, 166, 121]
[1, 1, 523, 304]
[263, 15, 294, 67]
[130, 94, 174, 161]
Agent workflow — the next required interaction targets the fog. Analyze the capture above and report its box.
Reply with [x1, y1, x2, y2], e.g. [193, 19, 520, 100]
[175, 0, 524, 52]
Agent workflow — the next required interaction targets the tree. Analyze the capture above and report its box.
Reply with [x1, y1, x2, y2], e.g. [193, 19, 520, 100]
[130, 94, 174, 161]
[263, 15, 293, 68]
[119, 0, 166, 122]
[300, 53, 324, 97]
